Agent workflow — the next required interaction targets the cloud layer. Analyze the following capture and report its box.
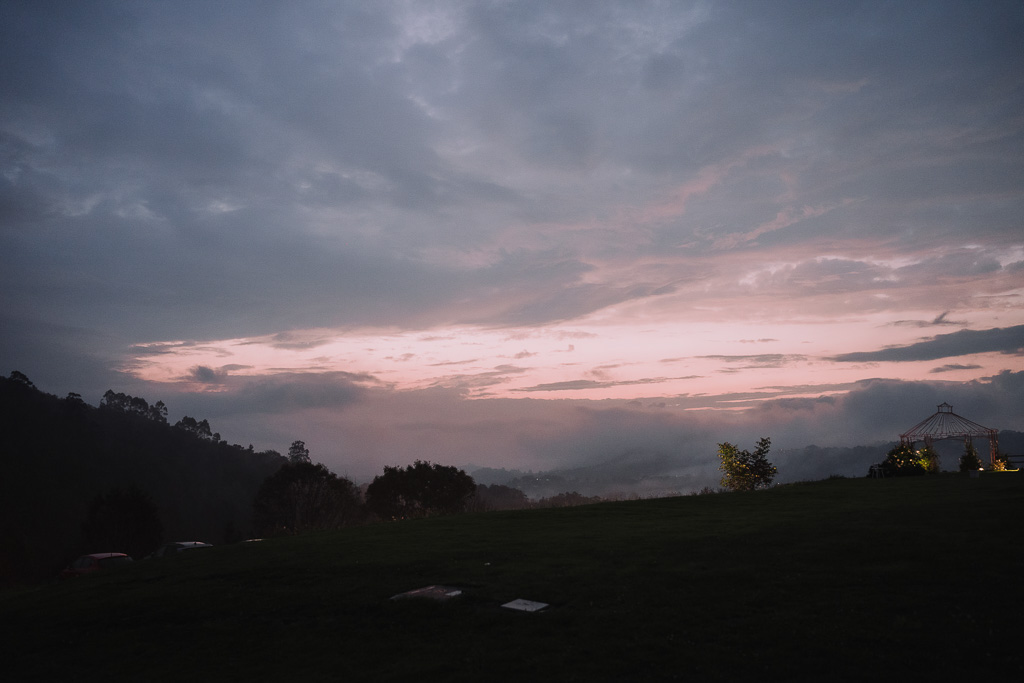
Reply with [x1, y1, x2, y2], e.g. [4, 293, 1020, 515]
[831, 325, 1024, 363]
[2, 1, 1022, 486]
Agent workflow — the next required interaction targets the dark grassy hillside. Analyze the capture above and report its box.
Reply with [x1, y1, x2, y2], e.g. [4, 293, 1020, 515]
[3, 473, 1021, 681]
[0, 376, 285, 582]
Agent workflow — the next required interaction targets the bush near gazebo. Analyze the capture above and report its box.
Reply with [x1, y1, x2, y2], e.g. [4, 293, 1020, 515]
[959, 443, 982, 472]
[921, 445, 940, 473]
[991, 452, 1009, 471]
[877, 443, 930, 476]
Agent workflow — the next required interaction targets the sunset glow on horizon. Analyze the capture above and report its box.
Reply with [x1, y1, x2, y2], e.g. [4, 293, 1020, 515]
[125, 308, 1020, 406]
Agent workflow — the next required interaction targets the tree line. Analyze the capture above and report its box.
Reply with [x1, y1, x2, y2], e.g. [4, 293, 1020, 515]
[250, 447, 610, 535]
[251, 456, 478, 535]
[0, 373, 595, 582]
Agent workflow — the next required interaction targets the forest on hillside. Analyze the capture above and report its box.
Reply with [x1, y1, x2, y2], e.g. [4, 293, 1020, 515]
[0, 373, 286, 583]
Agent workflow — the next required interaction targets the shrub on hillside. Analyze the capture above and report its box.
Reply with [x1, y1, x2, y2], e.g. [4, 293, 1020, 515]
[365, 461, 476, 520]
[876, 443, 927, 477]
[253, 461, 362, 535]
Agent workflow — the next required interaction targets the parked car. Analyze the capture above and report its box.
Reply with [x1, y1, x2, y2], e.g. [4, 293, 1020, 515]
[148, 541, 212, 558]
[60, 552, 133, 578]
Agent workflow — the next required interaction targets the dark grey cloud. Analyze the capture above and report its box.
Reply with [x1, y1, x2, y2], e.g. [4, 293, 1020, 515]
[428, 358, 479, 367]
[892, 312, 969, 328]
[515, 377, 676, 393]
[0, 312, 131, 400]
[186, 365, 229, 385]
[428, 364, 529, 393]
[699, 354, 807, 370]
[930, 364, 983, 374]
[186, 371, 372, 418]
[746, 253, 1013, 301]
[831, 325, 1024, 363]
[261, 336, 331, 352]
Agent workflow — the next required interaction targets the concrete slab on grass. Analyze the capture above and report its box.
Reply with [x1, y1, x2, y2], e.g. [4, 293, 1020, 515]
[390, 585, 463, 601]
[501, 599, 548, 612]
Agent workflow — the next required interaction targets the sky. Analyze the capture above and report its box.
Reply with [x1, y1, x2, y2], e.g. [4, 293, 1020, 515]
[2, 1, 1023, 489]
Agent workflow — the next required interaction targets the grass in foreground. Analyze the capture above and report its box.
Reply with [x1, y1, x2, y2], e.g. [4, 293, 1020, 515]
[3, 473, 1023, 681]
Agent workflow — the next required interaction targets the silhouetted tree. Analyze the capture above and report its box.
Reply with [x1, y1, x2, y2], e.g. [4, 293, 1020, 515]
[82, 486, 164, 560]
[174, 415, 218, 440]
[150, 400, 168, 424]
[959, 442, 982, 472]
[718, 437, 776, 491]
[253, 461, 360, 535]
[8, 370, 34, 388]
[101, 390, 168, 424]
[365, 461, 476, 520]
[287, 440, 311, 464]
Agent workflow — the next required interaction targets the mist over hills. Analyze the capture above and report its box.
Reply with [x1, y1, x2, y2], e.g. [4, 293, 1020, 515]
[468, 445, 875, 499]
[470, 449, 711, 500]
[5, 371, 1022, 581]
[470, 433, 1024, 499]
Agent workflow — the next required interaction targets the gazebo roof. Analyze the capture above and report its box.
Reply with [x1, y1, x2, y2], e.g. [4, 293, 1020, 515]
[900, 402, 998, 442]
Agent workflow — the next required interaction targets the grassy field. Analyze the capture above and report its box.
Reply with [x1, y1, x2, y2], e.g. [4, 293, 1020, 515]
[4, 473, 1022, 681]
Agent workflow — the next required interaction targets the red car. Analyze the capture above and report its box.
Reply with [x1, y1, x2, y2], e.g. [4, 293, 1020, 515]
[60, 552, 133, 578]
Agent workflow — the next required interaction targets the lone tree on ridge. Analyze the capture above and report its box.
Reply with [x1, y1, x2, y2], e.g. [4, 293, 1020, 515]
[717, 437, 776, 491]
[287, 440, 311, 464]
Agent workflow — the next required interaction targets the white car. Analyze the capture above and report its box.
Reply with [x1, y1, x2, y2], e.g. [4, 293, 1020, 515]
[149, 541, 212, 558]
